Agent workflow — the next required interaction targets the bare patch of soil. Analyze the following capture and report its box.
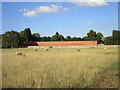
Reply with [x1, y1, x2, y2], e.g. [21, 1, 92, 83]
[91, 70, 118, 88]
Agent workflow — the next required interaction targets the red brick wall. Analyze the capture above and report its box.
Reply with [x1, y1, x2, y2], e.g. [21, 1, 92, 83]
[34, 41, 97, 46]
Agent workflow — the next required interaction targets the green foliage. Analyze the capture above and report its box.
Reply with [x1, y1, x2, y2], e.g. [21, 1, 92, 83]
[55, 32, 59, 36]
[104, 36, 113, 45]
[33, 33, 40, 38]
[72, 37, 81, 41]
[51, 32, 65, 41]
[82, 30, 104, 44]
[2, 30, 22, 48]
[59, 35, 65, 41]
[32, 33, 40, 41]
[66, 36, 72, 41]
[112, 30, 120, 38]
[104, 36, 119, 45]
[20, 28, 32, 42]
[97, 32, 104, 44]
[97, 32, 103, 39]
[51, 35, 60, 41]
[66, 36, 82, 41]
[2, 27, 120, 48]
[82, 36, 88, 41]
[104, 30, 120, 45]
[41, 36, 51, 41]
[87, 30, 97, 38]
[82, 30, 98, 41]
[112, 30, 120, 45]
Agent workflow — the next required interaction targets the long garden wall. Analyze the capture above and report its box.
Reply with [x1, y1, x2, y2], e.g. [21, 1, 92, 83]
[25, 41, 97, 46]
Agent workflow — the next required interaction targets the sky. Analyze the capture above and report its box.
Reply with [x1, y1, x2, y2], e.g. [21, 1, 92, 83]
[2, 1, 118, 37]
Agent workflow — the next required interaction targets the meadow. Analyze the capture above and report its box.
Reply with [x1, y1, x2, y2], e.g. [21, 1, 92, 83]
[2, 47, 118, 88]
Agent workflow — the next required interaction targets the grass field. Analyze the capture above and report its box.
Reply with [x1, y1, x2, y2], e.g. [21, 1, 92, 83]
[2, 47, 118, 88]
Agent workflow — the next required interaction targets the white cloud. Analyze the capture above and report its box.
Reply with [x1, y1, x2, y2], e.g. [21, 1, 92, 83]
[23, 10, 38, 17]
[73, 0, 108, 7]
[36, 5, 62, 13]
[20, 5, 67, 18]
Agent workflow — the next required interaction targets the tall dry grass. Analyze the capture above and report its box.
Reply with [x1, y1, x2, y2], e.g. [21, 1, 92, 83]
[2, 48, 118, 88]
[0, 38, 1, 89]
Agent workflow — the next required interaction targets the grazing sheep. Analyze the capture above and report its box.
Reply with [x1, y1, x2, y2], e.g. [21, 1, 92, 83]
[16, 52, 19, 55]
[77, 49, 80, 51]
[104, 48, 107, 49]
[34, 48, 37, 51]
[15, 52, 25, 56]
[44, 48, 48, 51]
[19, 52, 22, 55]
[49, 46, 53, 48]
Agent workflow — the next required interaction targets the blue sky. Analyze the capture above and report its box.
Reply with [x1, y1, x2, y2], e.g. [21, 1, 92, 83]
[2, 2, 118, 37]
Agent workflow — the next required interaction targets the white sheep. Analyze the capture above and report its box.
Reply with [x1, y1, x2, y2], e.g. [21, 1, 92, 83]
[16, 52, 19, 55]
[104, 48, 107, 49]
[15, 52, 24, 56]
[44, 48, 48, 51]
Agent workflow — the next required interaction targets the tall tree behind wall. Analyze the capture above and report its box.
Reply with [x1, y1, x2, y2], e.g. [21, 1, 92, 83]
[20, 28, 32, 42]
[2, 31, 21, 48]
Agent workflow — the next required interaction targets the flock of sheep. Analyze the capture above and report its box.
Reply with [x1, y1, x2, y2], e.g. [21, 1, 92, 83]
[15, 52, 26, 56]
[15, 47, 50, 56]
[15, 46, 108, 56]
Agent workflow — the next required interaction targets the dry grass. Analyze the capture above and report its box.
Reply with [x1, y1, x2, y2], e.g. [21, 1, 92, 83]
[0, 49, 2, 89]
[2, 47, 118, 88]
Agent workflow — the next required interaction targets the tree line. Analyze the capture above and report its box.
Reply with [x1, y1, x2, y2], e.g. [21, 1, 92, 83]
[1, 28, 120, 48]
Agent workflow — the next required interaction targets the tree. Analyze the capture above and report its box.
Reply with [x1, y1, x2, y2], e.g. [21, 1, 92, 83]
[104, 36, 113, 45]
[82, 30, 99, 42]
[32, 33, 40, 41]
[97, 32, 104, 44]
[82, 36, 89, 41]
[112, 30, 120, 38]
[20, 28, 32, 42]
[59, 35, 65, 41]
[20, 31, 26, 42]
[47, 37, 51, 41]
[81, 30, 105, 44]
[41, 37, 47, 41]
[87, 30, 97, 38]
[66, 36, 72, 41]
[72, 37, 81, 41]
[2, 30, 22, 48]
[33, 33, 40, 38]
[51, 35, 60, 41]
[55, 32, 59, 36]
[104, 30, 120, 45]
[112, 30, 120, 45]
[41, 36, 51, 41]
[51, 32, 65, 41]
